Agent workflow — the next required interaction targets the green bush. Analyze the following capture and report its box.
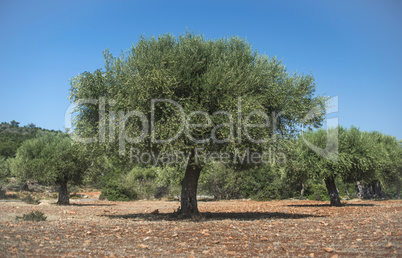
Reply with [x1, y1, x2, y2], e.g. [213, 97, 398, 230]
[100, 180, 137, 201]
[21, 195, 39, 204]
[306, 182, 330, 201]
[199, 163, 247, 200]
[241, 166, 292, 201]
[154, 186, 169, 199]
[125, 167, 161, 199]
[16, 210, 47, 221]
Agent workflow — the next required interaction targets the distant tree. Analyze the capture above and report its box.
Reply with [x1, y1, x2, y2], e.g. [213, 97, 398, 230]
[26, 123, 36, 129]
[10, 120, 20, 127]
[287, 127, 345, 206]
[0, 141, 19, 158]
[339, 127, 377, 197]
[10, 134, 89, 205]
[69, 32, 326, 216]
[288, 127, 401, 204]
[0, 121, 60, 159]
[0, 156, 12, 180]
[356, 132, 402, 199]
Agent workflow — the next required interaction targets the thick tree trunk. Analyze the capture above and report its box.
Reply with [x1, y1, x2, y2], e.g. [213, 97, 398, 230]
[178, 151, 202, 217]
[300, 182, 306, 197]
[324, 177, 341, 206]
[345, 184, 350, 196]
[371, 180, 386, 199]
[57, 181, 69, 205]
[355, 181, 364, 199]
[21, 181, 29, 191]
[355, 180, 386, 199]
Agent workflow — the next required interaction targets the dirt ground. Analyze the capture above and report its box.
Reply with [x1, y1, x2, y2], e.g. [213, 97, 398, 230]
[0, 198, 400, 257]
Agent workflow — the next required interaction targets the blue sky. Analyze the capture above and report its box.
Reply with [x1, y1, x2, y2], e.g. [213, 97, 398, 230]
[0, 0, 401, 139]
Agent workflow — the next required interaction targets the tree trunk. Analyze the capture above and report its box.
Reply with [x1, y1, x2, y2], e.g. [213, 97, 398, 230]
[300, 182, 306, 197]
[355, 180, 386, 199]
[178, 151, 203, 217]
[21, 182, 29, 191]
[355, 181, 365, 199]
[345, 184, 350, 196]
[57, 181, 69, 205]
[371, 180, 386, 199]
[324, 177, 341, 206]
[397, 184, 401, 199]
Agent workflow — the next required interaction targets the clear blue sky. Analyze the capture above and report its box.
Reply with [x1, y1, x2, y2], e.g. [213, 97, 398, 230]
[0, 0, 401, 139]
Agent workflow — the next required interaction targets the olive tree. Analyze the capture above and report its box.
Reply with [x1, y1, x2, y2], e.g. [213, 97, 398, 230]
[11, 134, 88, 205]
[355, 132, 402, 199]
[288, 126, 400, 205]
[287, 127, 346, 206]
[69, 32, 326, 216]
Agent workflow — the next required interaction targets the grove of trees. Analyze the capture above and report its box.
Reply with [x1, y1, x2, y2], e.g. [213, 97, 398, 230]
[0, 33, 400, 212]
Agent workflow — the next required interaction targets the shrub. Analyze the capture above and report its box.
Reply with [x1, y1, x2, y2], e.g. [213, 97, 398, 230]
[21, 195, 39, 204]
[100, 180, 137, 201]
[154, 186, 169, 199]
[124, 167, 159, 199]
[306, 183, 330, 201]
[199, 163, 246, 200]
[16, 210, 47, 221]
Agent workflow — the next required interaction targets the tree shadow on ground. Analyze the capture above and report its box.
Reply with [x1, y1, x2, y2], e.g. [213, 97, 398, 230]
[287, 203, 375, 207]
[68, 203, 116, 207]
[0, 194, 19, 200]
[101, 211, 325, 222]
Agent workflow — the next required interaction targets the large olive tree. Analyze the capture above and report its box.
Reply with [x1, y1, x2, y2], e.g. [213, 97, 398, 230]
[69, 32, 326, 216]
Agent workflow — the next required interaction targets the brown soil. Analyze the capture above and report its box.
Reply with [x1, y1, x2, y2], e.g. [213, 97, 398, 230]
[0, 199, 400, 257]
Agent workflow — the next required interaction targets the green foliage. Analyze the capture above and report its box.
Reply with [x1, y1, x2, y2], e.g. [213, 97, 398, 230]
[10, 133, 90, 205]
[124, 167, 158, 199]
[198, 162, 293, 201]
[21, 195, 40, 204]
[199, 162, 246, 199]
[68, 32, 329, 214]
[241, 166, 290, 200]
[0, 121, 58, 182]
[305, 182, 330, 201]
[16, 210, 47, 222]
[100, 180, 137, 201]
[69, 31, 326, 178]
[0, 156, 11, 180]
[11, 133, 89, 186]
[0, 121, 58, 158]
[286, 126, 401, 201]
[369, 133, 401, 194]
